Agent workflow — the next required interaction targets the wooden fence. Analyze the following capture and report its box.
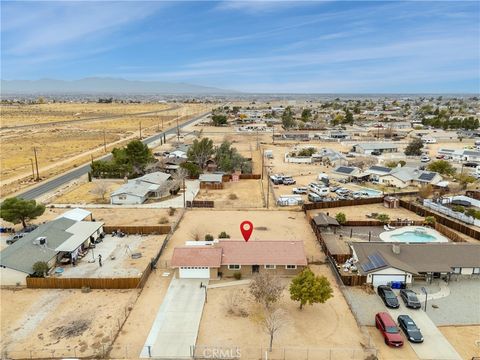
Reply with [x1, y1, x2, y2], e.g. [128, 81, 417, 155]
[303, 197, 383, 211]
[435, 223, 468, 243]
[466, 190, 480, 200]
[26, 276, 142, 289]
[200, 182, 223, 190]
[344, 220, 424, 227]
[340, 274, 368, 286]
[399, 200, 480, 240]
[186, 200, 214, 208]
[103, 225, 171, 235]
[222, 174, 262, 181]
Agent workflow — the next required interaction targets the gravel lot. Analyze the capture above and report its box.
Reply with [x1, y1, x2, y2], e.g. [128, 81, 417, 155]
[343, 287, 385, 326]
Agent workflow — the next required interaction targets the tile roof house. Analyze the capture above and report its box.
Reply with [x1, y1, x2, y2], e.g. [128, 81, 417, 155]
[171, 240, 307, 279]
[0, 218, 104, 286]
[110, 171, 172, 205]
[350, 242, 480, 287]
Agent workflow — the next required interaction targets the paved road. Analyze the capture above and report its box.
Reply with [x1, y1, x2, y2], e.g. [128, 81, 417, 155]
[16, 112, 209, 200]
[140, 278, 206, 359]
[387, 300, 462, 360]
[1, 104, 180, 129]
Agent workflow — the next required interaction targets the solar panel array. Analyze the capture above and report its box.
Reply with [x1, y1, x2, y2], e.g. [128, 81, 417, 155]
[370, 166, 391, 173]
[418, 172, 436, 181]
[336, 166, 355, 174]
[360, 252, 387, 272]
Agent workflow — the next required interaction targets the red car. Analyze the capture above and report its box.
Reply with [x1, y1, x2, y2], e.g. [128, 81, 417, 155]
[375, 312, 404, 347]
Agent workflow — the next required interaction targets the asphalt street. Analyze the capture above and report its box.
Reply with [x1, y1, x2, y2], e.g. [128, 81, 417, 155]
[15, 111, 210, 200]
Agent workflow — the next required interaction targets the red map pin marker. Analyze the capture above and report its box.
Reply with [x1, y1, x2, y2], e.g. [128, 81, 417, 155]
[240, 221, 253, 242]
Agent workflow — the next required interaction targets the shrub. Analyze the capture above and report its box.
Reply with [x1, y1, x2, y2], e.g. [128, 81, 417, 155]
[424, 216, 436, 226]
[376, 213, 390, 224]
[218, 231, 230, 239]
[205, 234, 214, 241]
[168, 207, 176, 216]
[335, 212, 347, 225]
[159, 216, 168, 224]
[233, 272, 242, 280]
[229, 193, 238, 200]
[452, 205, 465, 213]
[32, 261, 49, 277]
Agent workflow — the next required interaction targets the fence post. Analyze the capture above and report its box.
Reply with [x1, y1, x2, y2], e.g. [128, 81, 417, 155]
[147, 345, 152, 358]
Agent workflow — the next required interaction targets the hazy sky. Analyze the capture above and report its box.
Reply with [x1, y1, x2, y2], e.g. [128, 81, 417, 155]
[1, 1, 479, 93]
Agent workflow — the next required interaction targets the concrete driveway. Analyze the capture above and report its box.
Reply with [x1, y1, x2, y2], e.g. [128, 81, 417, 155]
[387, 304, 462, 360]
[141, 278, 207, 359]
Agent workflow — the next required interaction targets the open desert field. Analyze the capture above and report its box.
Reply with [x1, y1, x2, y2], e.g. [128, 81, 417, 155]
[0, 102, 207, 196]
[0, 288, 138, 358]
[196, 264, 370, 358]
[52, 179, 124, 204]
[439, 325, 480, 360]
[195, 179, 265, 208]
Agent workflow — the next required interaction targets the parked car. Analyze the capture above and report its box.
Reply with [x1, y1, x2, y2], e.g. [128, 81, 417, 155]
[436, 154, 445, 159]
[420, 156, 431, 163]
[292, 187, 308, 194]
[397, 315, 424, 343]
[399, 289, 421, 309]
[308, 192, 322, 203]
[22, 224, 38, 233]
[378, 285, 400, 308]
[6, 233, 25, 245]
[371, 150, 382, 156]
[282, 177, 296, 185]
[463, 162, 479, 168]
[375, 312, 404, 347]
[270, 174, 284, 185]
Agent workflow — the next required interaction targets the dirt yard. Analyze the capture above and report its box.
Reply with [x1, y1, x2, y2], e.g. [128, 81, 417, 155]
[196, 180, 264, 208]
[196, 264, 368, 357]
[440, 325, 480, 360]
[52, 180, 123, 204]
[0, 288, 137, 358]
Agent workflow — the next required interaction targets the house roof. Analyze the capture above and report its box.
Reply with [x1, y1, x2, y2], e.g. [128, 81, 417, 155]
[140, 172, 171, 184]
[199, 173, 223, 183]
[0, 218, 76, 274]
[367, 165, 392, 175]
[356, 143, 398, 151]
[55, 208, 91, 222]
[55, 221, 104, 252]
[170, 240, 308, 267]
[171, 246, 222, 268]
[111, 171, 171, 198]
[313, 213, 340, 227]
[386, 167, 441, 184]
[351, 242, 480, 275]
[417, 172, 437, 182]
[219, 240, 307, 266]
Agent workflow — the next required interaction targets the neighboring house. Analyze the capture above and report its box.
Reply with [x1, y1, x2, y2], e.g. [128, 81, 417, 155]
[199, 173, 223, 188]
[55, 208, 92, 222]
[350, 242, 480, 287]
[437, 148, 480, 163]
[171, 240, 307, 279]
[365, 165, 393, 182]
[0, 218, 104, 286]
[332, 166, 368, 182]
[353, 143, 399, 155]
[110, 171, 171, 205]
[375, 167, 442, 189]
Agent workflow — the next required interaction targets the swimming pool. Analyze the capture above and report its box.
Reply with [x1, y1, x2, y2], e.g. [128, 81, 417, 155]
[358, 187, 383, 197]
[380, 226, 449, 243]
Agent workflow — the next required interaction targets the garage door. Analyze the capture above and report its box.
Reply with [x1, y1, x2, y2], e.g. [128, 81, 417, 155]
[372, 274, 406, 287]
[179, 266, 210, 279]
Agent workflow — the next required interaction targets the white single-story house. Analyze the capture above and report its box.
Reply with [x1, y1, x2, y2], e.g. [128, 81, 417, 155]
[110, 171, 172, 205]
[332, 166, 369, 181]
[350, 242, 480, 287]
[438, 148, 480, 163]
[0, 218, 104, 286]
[353, 143, 399, 155]
[55, 208, 92, 222]
[171, 240, 307, 279]
[373, 166, 442, 189]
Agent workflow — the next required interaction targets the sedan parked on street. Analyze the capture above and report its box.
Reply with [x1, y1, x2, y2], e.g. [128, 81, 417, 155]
[375, 312, 404, 347]
[397, 315, 424, 343]
[400, 289, 421, 309]
[378, 285, 400, 308]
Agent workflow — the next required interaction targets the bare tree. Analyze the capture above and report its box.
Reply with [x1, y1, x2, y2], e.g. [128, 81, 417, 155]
[348, 155, 377, 170]
[223, 289, 248, 317]
[171, 168, 188, 190]
[91, 181, 109, 202]
[145, 158, 166, 173]
[249, 272, 285, 309]
[263, 308, 288, 352]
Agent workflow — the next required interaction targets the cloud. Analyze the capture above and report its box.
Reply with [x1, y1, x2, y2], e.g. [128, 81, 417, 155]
[214, 0, 328, 14]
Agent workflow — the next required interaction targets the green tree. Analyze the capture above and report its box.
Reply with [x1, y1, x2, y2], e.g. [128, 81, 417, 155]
[0, 197, 45, 228]
[281, 107, 295, 128]
[344, 109, 354, 125]
[301, 109, 312, 122]
[289, 268, 333, 310]
[376, 213, 390, 224]
[335, 212, 346, 225]
[404, 138, 424, 156]
[180, 162, 202, 178]
[32, 261, 49, 277]
[332, 113, 344, 126]
[424, 216, 436, 226]
[455, 173, 476, 189]
[218, 231, 230, 239]
[427, 160, 456, 176]
[215, 141, 252, 173]
[124, 140, 155, 175]
[212, 114, 227, 126]
[187, 138, 215, 169]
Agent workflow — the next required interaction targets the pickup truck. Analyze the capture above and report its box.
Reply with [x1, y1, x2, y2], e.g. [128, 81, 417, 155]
[292, 187, 308, 194]
[6, 233, 25, 245]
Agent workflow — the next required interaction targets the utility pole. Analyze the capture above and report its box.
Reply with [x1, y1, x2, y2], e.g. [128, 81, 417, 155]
[30, 158, 35, 180]
[103, 130, 107, 152]
[139, 121, 142, 140]
[266, 172, 270, 209]
[261, 149, 264, 180]
[33, 147, 40, 181]
[272, 125, 275, 144]
[183, 178, 186, 208]
[176, 114, 180, 142]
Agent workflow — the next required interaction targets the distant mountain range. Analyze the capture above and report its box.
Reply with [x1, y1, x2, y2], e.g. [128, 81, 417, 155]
[1, 77, 237, 95]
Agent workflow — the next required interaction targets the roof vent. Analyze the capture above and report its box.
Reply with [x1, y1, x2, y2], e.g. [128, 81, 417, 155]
[33, 236, 47, 246]
[392, 244, 400, 254]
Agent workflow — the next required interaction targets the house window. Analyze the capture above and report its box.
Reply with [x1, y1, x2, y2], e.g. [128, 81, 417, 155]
[473, 268, 480, 274]
[285, 265, 297, 269]
[228, 265, 241, 270]
[119, 195, 127, 200]
[264, 265, 276, 269]
[452, 267, 461, 274]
